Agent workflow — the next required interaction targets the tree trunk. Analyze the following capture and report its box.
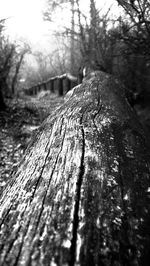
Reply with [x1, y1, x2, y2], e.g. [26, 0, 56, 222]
[0, 81, 6, 110]
[0, 71, 150, 266]
[70, 0, 75, 73]
[89, 0, 97, 66]
[11, 53, 24, 95]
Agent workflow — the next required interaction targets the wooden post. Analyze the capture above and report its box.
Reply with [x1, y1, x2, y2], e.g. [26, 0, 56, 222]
[38, 84, 42, 92]
[37, 84, 40, 93]
[58, 78, 63, 96]
[50, 79, 54, 93]
[34, 86, 38, 94]
[0, 71, 150, 266]
[43, 82, 47, 91]
[33, 86, 36, 95]
[66, 77, 71, 93]
[29, 87, 32, 95]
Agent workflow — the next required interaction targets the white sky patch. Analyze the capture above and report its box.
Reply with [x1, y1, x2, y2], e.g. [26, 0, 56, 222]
[0, 0, 51, 47]
[0, 0, 121, 51]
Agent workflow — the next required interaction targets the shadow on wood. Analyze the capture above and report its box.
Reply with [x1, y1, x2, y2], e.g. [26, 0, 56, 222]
[0, 71, 150, 266]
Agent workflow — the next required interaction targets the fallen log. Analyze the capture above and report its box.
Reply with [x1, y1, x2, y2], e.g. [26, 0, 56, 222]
[0, 71, 150, 266]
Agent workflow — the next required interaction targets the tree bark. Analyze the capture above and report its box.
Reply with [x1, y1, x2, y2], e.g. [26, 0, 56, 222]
[70, 0, 75, 73]
[11, 53, 25, 95]
[0, 71, 150, 266]
[0, 80, 6, 110]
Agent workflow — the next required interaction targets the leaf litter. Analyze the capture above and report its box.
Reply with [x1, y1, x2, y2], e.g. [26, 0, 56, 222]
[0, 92, 64, 193]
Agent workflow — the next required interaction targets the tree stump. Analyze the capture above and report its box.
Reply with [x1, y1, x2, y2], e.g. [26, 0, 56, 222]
[0, 71, 150, 266]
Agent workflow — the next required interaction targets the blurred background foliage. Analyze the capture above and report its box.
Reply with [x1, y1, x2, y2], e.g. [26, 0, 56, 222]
[0, 0, 150, 108]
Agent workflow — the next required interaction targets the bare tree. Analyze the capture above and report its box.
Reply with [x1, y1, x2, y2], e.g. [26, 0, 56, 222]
[0, 20, 16, 109]
[11, 44, 30, 94]
[70, 0, 75, 73]
[112, 1, 150, 105]
[116, 0, 150, 55]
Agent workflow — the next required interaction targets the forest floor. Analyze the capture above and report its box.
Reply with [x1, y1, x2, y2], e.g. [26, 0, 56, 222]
[0, 89, 150, 193]
[0, 91, 64, 192]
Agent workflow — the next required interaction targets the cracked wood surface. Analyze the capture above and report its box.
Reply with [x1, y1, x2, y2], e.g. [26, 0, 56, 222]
[0, 71, 150, 266]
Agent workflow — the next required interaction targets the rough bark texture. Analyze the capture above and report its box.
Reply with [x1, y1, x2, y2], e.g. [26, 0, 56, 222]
[0, 71, 150, 266]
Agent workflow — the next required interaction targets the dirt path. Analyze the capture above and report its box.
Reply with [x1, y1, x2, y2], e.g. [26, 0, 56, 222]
[0, 91, 64, 192]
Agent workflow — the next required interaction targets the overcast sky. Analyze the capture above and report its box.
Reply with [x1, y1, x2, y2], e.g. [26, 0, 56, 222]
[0, 0, 50, 50]
[0, 0, 119, 52]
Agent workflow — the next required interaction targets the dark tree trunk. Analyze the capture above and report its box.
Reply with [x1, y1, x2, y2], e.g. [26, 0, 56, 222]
[0, 82, 6, 110]
[0, 71, 150, 266]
